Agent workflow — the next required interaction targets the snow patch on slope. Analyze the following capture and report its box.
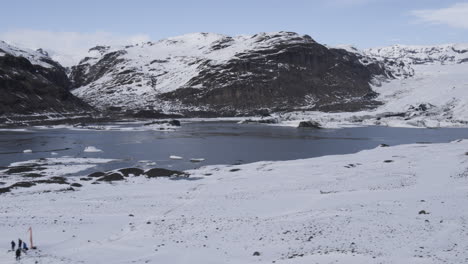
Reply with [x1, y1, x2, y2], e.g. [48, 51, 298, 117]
[0, 40, 54, 68]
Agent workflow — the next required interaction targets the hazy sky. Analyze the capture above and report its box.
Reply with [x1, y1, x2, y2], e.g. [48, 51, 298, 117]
[1, 0, 467, 65]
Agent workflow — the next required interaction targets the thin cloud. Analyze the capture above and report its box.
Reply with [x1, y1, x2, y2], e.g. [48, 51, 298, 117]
[411, 2, 468, 29]
[0, 29, 150, 67]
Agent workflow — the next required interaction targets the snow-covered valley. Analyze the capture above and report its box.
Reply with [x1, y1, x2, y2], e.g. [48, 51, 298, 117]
[1, 140, 468, 263]
[2, 31, 468, 264]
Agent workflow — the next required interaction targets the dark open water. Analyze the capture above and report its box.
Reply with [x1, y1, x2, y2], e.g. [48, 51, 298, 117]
[0, 121, 467, 173]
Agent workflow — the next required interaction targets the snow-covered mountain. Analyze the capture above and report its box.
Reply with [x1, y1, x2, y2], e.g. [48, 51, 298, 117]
[70, 32, 396, 116]
[366, 44, 468, 65]
[0, 41, 91, 117]
[276, 43, 468, 128]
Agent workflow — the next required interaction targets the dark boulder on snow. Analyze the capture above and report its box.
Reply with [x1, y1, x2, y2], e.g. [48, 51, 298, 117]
[143, 119, 181, 126]
[88, 171, 106, 178]
[298, 121, 321, 128]
[118, 168, 145, 177]
[96, 173, 125, 182]
[10, 181, 36, 188]
[145, 168, 187, 178]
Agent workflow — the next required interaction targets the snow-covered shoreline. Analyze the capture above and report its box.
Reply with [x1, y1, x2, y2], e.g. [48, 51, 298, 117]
[1, 140, 468, 263]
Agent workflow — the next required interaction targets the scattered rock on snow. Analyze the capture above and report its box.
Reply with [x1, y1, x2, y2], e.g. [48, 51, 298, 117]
[145, 168, 187, 178]
[298, 121, 321, 129]
[96, 173, 125, 182]
[88, 171, 106, 178]
[118, 168, 145, 177]
[10, 181, 36, 188]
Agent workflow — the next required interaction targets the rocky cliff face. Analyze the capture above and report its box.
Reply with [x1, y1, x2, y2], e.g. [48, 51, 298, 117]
[71, 32, 402, 116]
[0, 41, 92, 116]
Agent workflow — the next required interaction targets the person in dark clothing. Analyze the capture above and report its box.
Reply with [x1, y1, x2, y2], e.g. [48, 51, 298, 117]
[22, 242, 28, 251]
[15, 248, 21, 260]
[18, 239, 22, 249]
[11, 240, 16, 251]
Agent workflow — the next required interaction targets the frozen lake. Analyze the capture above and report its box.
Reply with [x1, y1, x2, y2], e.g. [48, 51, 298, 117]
[1, 121, 468, 174]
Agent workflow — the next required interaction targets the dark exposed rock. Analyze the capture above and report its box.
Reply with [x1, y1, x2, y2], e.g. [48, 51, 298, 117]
[130, 110, 183, 119]
[0, 42, 92, 117]
[418, 210, 429, 215]
[253, 251, 261, 256]
[88, 171, 106, 178]
[145, 168, 187, 178]
[298, 121, 321, 128]
[35, 176, 69, 185]
[229, 168, 241, 172]
[22, 173, 44, 178]
[80, 177, 92, 181]
[96, 173, 125, 182]
[240, 118, 278, 124]
[384, 160, 394, 163]
[143, 119, 181, 126]
[0, 187, 11, 193]
[70, 183, 82, 187]
[10, 181, 36, 188]
[379, 144, 390, 147]
[5, 166, 46, 174]
[118, 168, 145, 177]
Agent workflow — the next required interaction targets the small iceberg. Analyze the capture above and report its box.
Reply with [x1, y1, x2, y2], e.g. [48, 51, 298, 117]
[190, 158, 205, 163]
[84, 146, 103, 153]
[51, 152, 58, 155]
[170, 155, 183, 160]
[23, 149, 33, 153]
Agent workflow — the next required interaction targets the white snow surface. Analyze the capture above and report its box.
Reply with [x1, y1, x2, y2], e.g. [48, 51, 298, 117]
[0, 40, 54, 68]
[1, 141, 468, 263]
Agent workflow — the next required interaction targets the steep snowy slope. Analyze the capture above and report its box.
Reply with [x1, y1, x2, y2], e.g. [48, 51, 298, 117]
[366, 44, 468, 65]
[0, 41, 92, 117]
[71, 32, 396, 115]
[275, 43, 468, 128]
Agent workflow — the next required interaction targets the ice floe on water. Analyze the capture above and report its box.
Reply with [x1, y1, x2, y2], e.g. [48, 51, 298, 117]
[170, 155, 183, 160]
[84, 146, 103, 153]
[23, 149, 33, 153]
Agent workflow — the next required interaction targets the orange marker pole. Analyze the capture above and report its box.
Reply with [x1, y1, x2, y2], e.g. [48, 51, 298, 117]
[28, 227, 34, 249]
